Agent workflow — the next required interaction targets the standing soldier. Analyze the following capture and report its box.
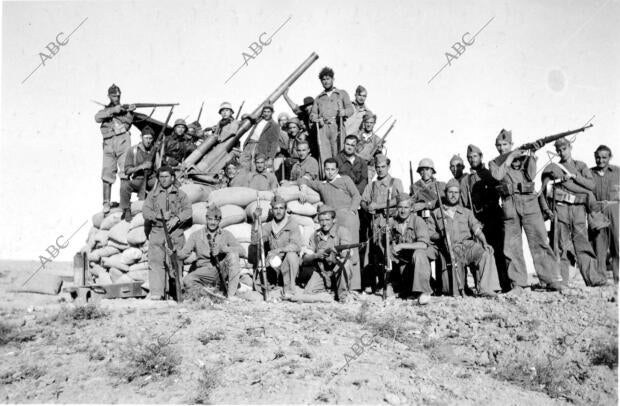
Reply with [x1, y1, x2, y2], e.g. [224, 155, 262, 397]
[285, 117, 309, 158]
[282, 91, 317, 157]
[428, 179, 501, 297]
[449, 154, 466, 182]
[590, 145, 619, 282]
[241, 153, 280, 191]
[142, 166, 193, 300]
[277, 112, 291, 155]
[179, 205, 244, 296]
[460, 144, 508, 291]
[210, 102, 239, 143]
[345, 85, 371, 138]
[310, 67, 354, 160]
[336, 135, 369, 195]
[289, 141, 320, 182]
[411, 158, 446, 219]
[390, 193, 433, 304]
[160, 119, 197, 168]
[360, 154, 404, 294]
[489, 129, 565, 292]
[94, 84, 135, 213]
[120, 126, 156, 222]
[355, 112, 384, 177]
[242, 103, 281, 169]
[540, 138, 607, 286]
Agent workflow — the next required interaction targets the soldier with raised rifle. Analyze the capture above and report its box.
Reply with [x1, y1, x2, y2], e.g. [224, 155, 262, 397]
[160, 119, 197, 168]
[94, 83, 135, 214]
[540, 138, 607, 286]
[178, 204, 244, 297]
[142, 166, 193, 300]
[120, 126, 156, 222]
[489, 129, 565, 292]
[344, 85, 371, 139]
[428, 179, 501, 297]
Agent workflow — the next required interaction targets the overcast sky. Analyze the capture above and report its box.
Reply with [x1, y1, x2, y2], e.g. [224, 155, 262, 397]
[1, 0, 618, 261]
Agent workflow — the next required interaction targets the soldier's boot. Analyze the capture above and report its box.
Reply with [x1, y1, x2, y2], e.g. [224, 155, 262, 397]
[102, 182, 112, 214]
[122, 208, 133, 222]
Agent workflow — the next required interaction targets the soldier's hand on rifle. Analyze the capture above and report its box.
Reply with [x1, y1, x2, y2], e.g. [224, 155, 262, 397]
[111, 104, 124, 114]
[392, 244, 402, 254]
[317, 117, 325, 127]
[367, 202, 377, 214]
[142, 161, 153, 170]
[252, 207, 263, 222]
[166, 216, 180, 231]
[561, 173, 575, 182]
[544, 209, 555, 221]
[531, 140, 545, 151]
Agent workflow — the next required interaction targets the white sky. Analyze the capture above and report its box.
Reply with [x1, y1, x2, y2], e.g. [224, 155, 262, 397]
[1, 0, 619, 261]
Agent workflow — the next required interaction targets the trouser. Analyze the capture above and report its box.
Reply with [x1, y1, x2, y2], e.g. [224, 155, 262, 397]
[268, 252, 300, 294]
[303, 261, 351, 298]
[359, 210, 372, 271]
[502, 195, 563, 288]
[317, 122, 339, 160]
[553, 204, 607, 286]
[147, 228, 185, 298]
[335, 208, 361, 290]
[120, 176, 155, 209]
[365, 212, 390, 290]
[182, 252, 241, 296]
[392, 249, 433, 295]
[240, 142, 258, 171]
[590, 201, 619, 282]
[479, 211, 509, 291]
[101, 133, 131, 184]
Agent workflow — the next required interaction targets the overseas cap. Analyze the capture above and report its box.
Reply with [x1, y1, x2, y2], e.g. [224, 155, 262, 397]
[363, 111, 377, 122]
[396, 193, 412, 205]
[417, 158, 435, 173]
[285, 117, 302, 129]
[254, 153, 266, 162]
[271, 195, 287, 207]
[467, 144, 482, 155]
[554, 137, 571, 148]
[206, 204, 222, 219]
[496, 128, 512, 144]
[141, 126, 155, 136]
[318, 204, 336, 216]
[262, 103, 274, 112]
[277, 112, 290, 121]
[374, 153, 389, 165]
[450, 154, 464, 165]
[108, 83, 121, 95]
[219, 102, 234, 115]
[446, 178, 461, 191]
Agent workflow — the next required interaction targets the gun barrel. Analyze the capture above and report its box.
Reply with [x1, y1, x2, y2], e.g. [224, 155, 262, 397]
[131, 103, 179, 108]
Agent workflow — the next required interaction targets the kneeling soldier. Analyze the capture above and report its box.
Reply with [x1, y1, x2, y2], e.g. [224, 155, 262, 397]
[429, 179, 501, 297]
[301, 205, 354, 301]
[179, 205, 243, 296]
[390, 193, 433, 304]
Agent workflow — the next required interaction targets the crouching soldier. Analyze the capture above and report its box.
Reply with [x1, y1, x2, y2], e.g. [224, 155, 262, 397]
[250, 196, 302, 296]
[120, 126, 156, 221]
[429, 179, 501, 297]
[390, 193, 433, 304]
[142, 166, 192, 300]
[301, 205, 354, 302]
[178, 205, 243, 296]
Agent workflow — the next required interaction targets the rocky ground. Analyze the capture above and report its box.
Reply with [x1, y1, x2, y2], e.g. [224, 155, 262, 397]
[0, 260, 618, 405]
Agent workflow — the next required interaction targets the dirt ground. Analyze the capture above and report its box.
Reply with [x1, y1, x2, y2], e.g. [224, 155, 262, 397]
[1, 260, 618, 405]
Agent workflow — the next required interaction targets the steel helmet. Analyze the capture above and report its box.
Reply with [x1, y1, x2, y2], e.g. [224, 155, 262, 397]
[218, 102, 234, 115]
[417, 158, 435, 173]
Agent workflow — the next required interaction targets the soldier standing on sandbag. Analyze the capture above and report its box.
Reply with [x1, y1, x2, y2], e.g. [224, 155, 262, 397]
[354, 112, 384, 179]
[298, 158, 362, 292]
[360, 154, 403, 295]
[120, 126, 156, 222]
[301, 205, 354, 302]
[489, 129, 565, 293]
[539, 138, 607, 286]
[250, 196, 303, 296]
[142, 166, 193, 300]
[160, 119, 197, 168]
[449, 154, 466, 182]
[428, 179, 501, 297]
[344, 85, 371, 138]
[178, 205, 243, 296]
[241, 103, 281, 169]
[288, 141, 319, 182]
[310, 67, 354, 160]
[389, 193, 433, 304]
[94, 84, 135, 214]
[589, 145, 619, 282]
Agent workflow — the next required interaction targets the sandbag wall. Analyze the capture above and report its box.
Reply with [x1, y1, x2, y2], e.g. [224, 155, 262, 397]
[81, 183, 322, 291]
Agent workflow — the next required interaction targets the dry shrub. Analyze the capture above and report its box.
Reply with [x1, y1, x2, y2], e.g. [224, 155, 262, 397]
[191, 365, 222, 404]
[355, 301, 371, 324]
[198, 330, 225, 345]
[588, 338, 618, 369]
[0, 365, 45, 385]
[0, 321, 37, 346]
[51, 304, 108, 324]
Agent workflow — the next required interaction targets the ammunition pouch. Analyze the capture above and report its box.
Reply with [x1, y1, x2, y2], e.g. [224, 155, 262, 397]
[496, 182, 535, 197]
[553, 189, 587, 205]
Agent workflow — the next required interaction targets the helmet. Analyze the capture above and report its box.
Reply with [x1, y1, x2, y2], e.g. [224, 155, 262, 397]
[218, 102, 234, 115]
[108, 83, 121, 96]
[173, 119, 188, 129]
[417, 158, 435, 173]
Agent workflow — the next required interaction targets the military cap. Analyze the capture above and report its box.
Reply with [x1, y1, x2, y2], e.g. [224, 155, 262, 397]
[319, 67, 334, 79]
[417, 158, 436, 173]
[173, 119, 188, 129]
[190, 120, 202, 130]
[317, 204, 336, 216]
[374, 153, 389, 165]
[363, 111, 377, 122]
[254, 153, 266, 162]
[356, 85, 367, 94]
[285, 117, 302, 129]
[449, 154, 464, 165]
[301, 96, 315, 107]
[277, 112, 290, 122]
[396, 193, 412, 205]
[141, 126, 155, 136]
[554, 137, 571, 148]
[262, 103, 274, 112]
[206, 204, 222, 219]
[108, 83, 121, 95]
[467, 144, 482, 155]
[218, 101, 234, 115]
[271, 195, 287, 208]
[446, 178, 461, 191]
[158, 165, 175, 176]
[496, 129, 512, 144]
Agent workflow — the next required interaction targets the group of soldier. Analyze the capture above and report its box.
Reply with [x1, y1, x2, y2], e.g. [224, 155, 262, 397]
[94, 67, 618, 302]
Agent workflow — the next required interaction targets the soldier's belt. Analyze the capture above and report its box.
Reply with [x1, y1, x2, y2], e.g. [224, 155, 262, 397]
[496, 182, 535, 197]
[554, 190, 587, 205]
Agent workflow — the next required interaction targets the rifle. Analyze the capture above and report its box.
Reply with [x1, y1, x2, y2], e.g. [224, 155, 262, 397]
[316, 124, 324, 179]
[206, 233, 228, 297]
[434, 183, 461, 296]
[409, 161, 414, 197]
[551, 182, 559, 260]
[375, 115, 393, 133]
[370, 119, 397, 157]
[253, 196, 269, 300]
[155, 106, 176, 169]
[235, 101, 245, 120]
[494, 124, 593, 166]
[383, 188, 393, 300]
[160, 209, 183, 302]
[327, 242, 367, 253]
[91, 100, 179, 109]
[196, 101, 204, 123]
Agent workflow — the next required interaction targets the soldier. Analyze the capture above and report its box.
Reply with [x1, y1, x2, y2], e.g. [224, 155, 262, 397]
[277, 112, 291, 154]
[220, 161, 247, 188]
[94, 83, 135, 213]
[238, 153, 279, 191]
[310, 67, 354, 160]
[360, 154, 403, 294]
[449, 154, 466, 182]
[344, 85, 371, 138]
[590, 145, 619, 281]
[390, 193, 433, 304]
[298, 158, 362, 290]
[120, 126, 156, 222]
[489, 129, 565, 292]
[355, 112, 383, 170]
[459, 144, 508, 291]
[428, 179, 501, 297]
[336, 135, 368, 195]
[142, 166, 193, 300]
[178, 205, 244, 296]
[289, 141, 319, 182]
[540, 138, 607, 286]
[285, 117, 309, 158]
[211, 102, 239, 143]
[160, 119, 197, 168]
[301, 205, 354, 302]
[242, 103, 281, 169]
[411, 158, 446, 219]
[282, 90, 314, 135]
[250, 196, 303, 296]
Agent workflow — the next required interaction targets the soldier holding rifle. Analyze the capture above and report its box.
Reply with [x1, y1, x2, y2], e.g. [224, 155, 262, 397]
[160, 119, 197, 168]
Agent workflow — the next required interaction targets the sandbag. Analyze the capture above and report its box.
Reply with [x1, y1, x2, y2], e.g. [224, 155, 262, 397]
[129, 261, 149, 272]
[275, 185, 321, 204]
[109, 268, 133, 283]
[184, 224, 205, 240]
[100, 211, 123, 230]
[192, 203, 246, 226]
[102, 254, 131, 271]
[127, 226, 147, 246]
[88, 246, 121, 263]
[287, 201, 317, 217]
[184, 252, 197, 264]
[128, 269, 148, 282]
[121, 247, 143, 264]
[89, 263, 105, 279]
[299, 225, 316, 248]
[258, 190, 275, 201]
[131, 200, 144, 215]
[108, 239, 129, 251]
[109, 220, 131, 245]
[92, 208, 122, 229]
[93, 229, 109, 246]
[224, 223, 252, 243]
[181, 183, 209, 204]
[86, 227, 98, 250]
[289, 214, 316, 228]
[245, 200, 272, 222]
[96, 271, 113, 285]
[208, 187, 260, 207]
[239, 242, 249, 259]
[129, 212, 144, 229]
[15, 274, 63, 295]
